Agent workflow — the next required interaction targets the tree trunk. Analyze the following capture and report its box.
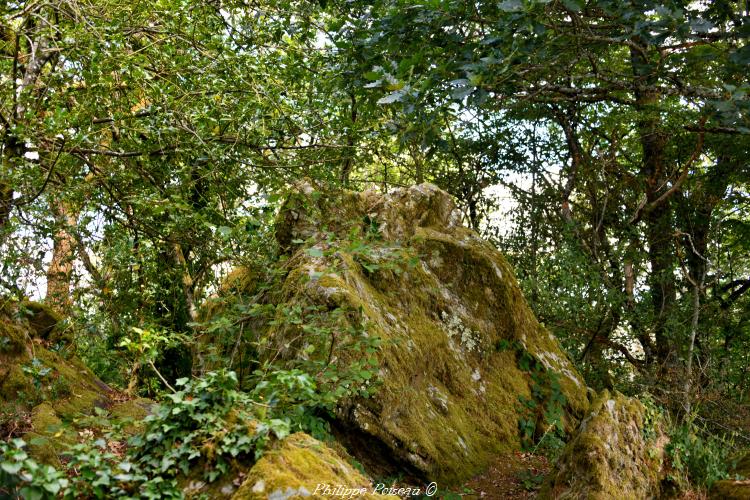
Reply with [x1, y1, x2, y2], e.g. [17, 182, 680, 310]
[0, 179, 11, 233]
[340, 92, 357, 186]
[630, 43, 676, 366]
[45, 199, 78, 314]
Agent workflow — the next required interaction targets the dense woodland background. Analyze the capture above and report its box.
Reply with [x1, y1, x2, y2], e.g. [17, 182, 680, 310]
[0, 0, 749, 496]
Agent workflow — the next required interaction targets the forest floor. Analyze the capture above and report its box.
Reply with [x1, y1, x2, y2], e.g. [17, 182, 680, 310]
[461, 452, 550, 499]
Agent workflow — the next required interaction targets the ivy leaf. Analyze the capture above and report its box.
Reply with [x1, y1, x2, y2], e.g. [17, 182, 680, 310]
[1, 461, 23, 474]
[305, 247, 324, 258]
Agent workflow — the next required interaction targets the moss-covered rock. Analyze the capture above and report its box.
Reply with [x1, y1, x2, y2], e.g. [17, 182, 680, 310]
[710, 453, 750, 499]
[109, 397, 155, 434]
[31, 402, 63, 433]
[0, 303, 121, 464]
[24, 432, 63, 468]
[711, 480, 750, 499]
[110, 397, 153, 421]
[214, 182, 588, 486]
[539, 390, 667, 499]
[232, 432, 395, 500]
[18, 300, 63, 340]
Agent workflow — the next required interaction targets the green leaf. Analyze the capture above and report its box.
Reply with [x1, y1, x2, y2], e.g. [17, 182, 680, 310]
[19, 487, 43, 500]
[561, 0, 582, 12]
[1, 461, 23, 474]
[377, 89, 407, 105]
[305, 248, 324, 258]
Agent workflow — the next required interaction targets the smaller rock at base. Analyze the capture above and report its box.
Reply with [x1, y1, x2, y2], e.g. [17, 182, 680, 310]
[232, 433, 397, 500]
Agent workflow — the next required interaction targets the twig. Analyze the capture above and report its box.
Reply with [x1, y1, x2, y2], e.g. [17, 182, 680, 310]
[147, 359, 177, 393]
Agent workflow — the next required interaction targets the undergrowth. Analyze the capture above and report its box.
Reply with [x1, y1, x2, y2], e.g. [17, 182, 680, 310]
[0, 365, 371, 499]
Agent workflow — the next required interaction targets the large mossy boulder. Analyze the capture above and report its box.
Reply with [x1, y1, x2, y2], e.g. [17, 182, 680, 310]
[0, 301, 118, 464]
[221, 182, 589, 485]
[540, 390, 667, 499]
[233, 432, 396, 500]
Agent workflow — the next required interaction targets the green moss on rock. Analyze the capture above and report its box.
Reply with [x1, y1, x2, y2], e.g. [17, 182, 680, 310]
[24, 432, 63, 468]
[539, 390, 667, 499]
[0, 304, 116, 465]
[709, 453, 750, 499]
[232, 433, 395, 500]
[1, 364, 30, 399]
[18, 300, 62, 340]
[35, 348, 112, 420]
[710, 479, 750, 499]
[0, 314, 30, 355]
[110, 397, 153, 420]
[31, 402, 63, 433]
[110, 397, 154, 434]
[26, 402, 78, 464]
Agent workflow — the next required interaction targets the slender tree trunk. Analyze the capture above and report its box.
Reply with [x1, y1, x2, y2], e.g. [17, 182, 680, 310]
[173, 242, 197, 322]
[675, 156, 733, 413]
[340, 92, 357, 185]
[683, 270, 704, 416]
[0, 179, 11, 233]
[0, 136, 22, 238]
[45, 199, 78, 314]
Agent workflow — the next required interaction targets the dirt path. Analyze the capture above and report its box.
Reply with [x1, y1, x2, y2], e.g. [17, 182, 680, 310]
[461, 452, 550, 499]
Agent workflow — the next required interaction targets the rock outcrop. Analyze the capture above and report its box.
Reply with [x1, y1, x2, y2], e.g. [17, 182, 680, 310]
[540, 390, 668, 499]
[233, 432, 397, 500]
[219, 182, 589, 485]
[0, 300, 143, 464]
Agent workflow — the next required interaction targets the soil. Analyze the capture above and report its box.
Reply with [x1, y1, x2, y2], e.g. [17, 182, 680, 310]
[460, 452, 551, 499]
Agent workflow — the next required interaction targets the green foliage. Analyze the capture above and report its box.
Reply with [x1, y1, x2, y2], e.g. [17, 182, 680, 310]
[1, 435, 181, 499]
[0, 438, 69, 499]
[0, 0, 747, 493]
[21, 359, 50, 392]
[640, 394, 663, 443]
[666, 420, 734, 489]
[517, 469, 545, 492]
[119, 326, 189, 393]
[511, 342, 567, 456]
[130, 371, 281, 482]
[62, 440, 180, 500]
[1, 368, 347, 499]
[119, 327, 183, 368]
